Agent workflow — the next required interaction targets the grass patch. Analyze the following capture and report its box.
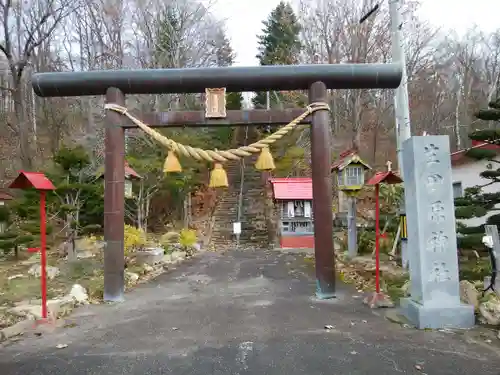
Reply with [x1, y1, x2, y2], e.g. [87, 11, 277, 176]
[59, 258, 104, 301]
[0, 278, 42, 305]
[0, 251, 108, 307]
[383, 274, 409, 305]
[0, 257, 38, 306]
[459, 257, 491, 281]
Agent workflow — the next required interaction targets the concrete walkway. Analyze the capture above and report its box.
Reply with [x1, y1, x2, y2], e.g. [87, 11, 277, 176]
[1, 249, 500, 374]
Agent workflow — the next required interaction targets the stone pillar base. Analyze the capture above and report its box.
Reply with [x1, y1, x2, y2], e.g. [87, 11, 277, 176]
[401, 298, 474, 329]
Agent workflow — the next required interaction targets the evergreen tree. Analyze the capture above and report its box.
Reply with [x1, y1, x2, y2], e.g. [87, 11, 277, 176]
[0, 196, 40, 258]
[154, 7, 183, 68]
[226, 92, 243, 109]
[253, 1, 302, 110]
[455, 97, 500, 249]
[213, 28, 235, 67]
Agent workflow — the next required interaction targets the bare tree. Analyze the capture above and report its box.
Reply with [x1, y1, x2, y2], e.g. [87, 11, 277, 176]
[298, 0, 394, 151]
[0, 0, 76, 168]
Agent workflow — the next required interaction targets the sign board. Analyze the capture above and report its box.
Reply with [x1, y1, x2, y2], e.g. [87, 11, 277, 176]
[233, 222, 241, 235]
[205, 88, 226, 118]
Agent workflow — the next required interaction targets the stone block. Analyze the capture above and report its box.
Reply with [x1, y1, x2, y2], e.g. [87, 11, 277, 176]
[401, 298, 474, 329]
[0, 319, 34, 342]
[401, 136, 474, 329]
[135, 247, 164, 265]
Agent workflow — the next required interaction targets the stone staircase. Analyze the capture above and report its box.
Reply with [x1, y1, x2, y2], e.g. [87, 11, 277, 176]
[209, 128, 270, 249]
[237, 155, 270, 246]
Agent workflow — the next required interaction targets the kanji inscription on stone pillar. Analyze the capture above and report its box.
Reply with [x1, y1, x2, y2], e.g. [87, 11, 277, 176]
[401, 135, 474, 329]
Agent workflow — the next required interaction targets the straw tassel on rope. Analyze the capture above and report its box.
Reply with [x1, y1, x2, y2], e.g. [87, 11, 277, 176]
[163, 150, 182, 173]
[209, 163, 228, 188]
[255, 146, 275, 171]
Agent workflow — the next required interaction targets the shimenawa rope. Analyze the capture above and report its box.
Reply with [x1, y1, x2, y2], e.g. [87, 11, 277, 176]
[104, 102, 330, 163]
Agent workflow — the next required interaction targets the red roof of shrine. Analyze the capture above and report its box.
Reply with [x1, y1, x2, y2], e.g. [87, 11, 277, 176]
[367, 171, 402, 185]
[9, 171, 56, 190]
[269, 178, 312, 200]
[124, 161, 141, 179]
[96, 161, 141, 180]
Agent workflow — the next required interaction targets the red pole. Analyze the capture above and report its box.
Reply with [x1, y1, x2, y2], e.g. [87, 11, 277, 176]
[40, 190, 47, 319]
[375, 184, 380, 294]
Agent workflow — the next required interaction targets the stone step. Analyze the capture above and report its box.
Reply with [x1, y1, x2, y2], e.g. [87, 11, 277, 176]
[209, 155, 269, 248]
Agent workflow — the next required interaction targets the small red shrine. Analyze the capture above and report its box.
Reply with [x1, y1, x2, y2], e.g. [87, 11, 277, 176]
[270, 178, 314, 249]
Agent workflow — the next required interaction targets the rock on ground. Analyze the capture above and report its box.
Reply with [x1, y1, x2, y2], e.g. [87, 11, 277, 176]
[459, 280, 479, 310]
[28, 265, 60, 280]
[7, 284, 88, 321]
[125, 272, 139, 283]
[135, 247, 164, 266]
[0, 320, 34, 342]
[68, 284, 89, 305]
[479, 296, 500, 325]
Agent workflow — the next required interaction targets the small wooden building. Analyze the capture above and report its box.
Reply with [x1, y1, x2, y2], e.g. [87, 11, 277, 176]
[97, 161, 142, 198]
[270, 178, 314, 249]
[331, 149, 371, 226]
[0, 190, 13, 206]
[0, 190, 13, 233]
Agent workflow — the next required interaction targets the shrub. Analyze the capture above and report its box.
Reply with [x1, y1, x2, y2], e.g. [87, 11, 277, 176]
[160, 231, 180, 244]
[179, 228, 197, 249]
[124, 224, 147, 255]
[158, 231, 180, 253]
[357, 228, 375, 255]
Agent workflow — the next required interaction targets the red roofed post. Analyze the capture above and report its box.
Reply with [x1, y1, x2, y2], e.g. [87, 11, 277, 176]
[365, 161, 402, 308]
[8, 171, 56, 322]
[9, 171, 56, 190]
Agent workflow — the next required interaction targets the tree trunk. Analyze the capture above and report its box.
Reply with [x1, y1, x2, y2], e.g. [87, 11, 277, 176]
[137, 182, 144, 230]
[13, 86, 33, 169]
[66, 213, 77, 261]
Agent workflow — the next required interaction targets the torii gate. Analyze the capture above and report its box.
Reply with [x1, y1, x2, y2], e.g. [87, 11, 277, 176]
[32, 63, 401, 302]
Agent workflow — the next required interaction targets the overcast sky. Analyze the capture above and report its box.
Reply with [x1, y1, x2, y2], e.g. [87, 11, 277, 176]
[207, 0, 500, 66]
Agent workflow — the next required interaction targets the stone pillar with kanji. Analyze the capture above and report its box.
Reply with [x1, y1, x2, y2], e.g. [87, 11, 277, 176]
[400, 136, 474, 329]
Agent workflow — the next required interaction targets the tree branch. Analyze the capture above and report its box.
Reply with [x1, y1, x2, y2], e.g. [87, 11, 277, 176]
[0, 0, 13, 61]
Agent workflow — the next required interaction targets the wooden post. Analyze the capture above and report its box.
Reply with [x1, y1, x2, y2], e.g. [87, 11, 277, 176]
[309, 81, 336, 299]
[104, 87, 126, 302]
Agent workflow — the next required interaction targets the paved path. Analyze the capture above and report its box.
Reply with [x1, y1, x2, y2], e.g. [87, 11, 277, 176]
[1, 249, 500, 374]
